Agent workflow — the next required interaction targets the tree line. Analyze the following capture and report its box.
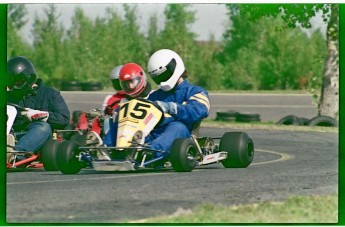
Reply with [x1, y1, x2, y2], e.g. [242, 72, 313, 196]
[7, 3, 328, 92]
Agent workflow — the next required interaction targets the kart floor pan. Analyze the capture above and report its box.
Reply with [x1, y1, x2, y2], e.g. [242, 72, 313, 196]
[92, 160, 136, 171]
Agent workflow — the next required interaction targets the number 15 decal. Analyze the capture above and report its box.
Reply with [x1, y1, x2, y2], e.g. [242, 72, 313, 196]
[120, 102, 151, 120]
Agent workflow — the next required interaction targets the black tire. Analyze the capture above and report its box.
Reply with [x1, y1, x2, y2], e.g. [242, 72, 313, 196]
[276, 115, 302, 126]
[61, 81, 82, 91]
[61, 124, 77, 140]
[215, 116, 237, 122]
[220, 132, 254, 168]
[82, 82, 103, 91]
[57, 140, 82, 174]
[299, 117, 310, 126]
[216, 111, 239, 118]
[308, 115, 338, 127]
[236, 113, 261, 122]
[170, 138, 198, 172]
[41, 139, 60, 171]
[70, 134, 87, 146]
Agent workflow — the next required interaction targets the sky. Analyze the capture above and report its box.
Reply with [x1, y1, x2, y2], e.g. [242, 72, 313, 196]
[19, 3, 327, 44]
[21, 3, 230, 43]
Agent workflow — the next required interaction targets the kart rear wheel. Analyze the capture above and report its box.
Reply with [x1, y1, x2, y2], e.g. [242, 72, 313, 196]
[220, 132, 254, 168]
[57, 140, 82, 174]
[41, 139, 60, 171]
[170, 138, 198, 172]
[70, 134, 87, 146]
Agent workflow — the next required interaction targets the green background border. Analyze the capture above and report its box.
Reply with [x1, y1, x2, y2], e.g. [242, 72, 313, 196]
[1, 4, 6, 226]
[0, 3, 343, 225]
[339, 3, 344, 226]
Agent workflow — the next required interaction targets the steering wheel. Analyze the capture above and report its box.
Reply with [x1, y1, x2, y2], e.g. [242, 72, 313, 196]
[7, 103, 26, 111]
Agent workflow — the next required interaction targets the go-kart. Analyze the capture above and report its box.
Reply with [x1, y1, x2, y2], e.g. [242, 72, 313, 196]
[6, 103, 44, 169]
[54, 99, 255, 174]
[62, 108, 104, 140]
[6, 103, 72, 171]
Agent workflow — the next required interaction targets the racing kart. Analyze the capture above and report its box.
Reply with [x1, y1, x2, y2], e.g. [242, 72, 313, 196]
[6, 103, 72, 170]
[53, 98, 255, 174]
[6, 103, 45, 169]
[62, 108, 104, 140]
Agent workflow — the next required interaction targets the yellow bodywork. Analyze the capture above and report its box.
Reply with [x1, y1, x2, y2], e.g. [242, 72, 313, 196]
[116, 99, 163, 147]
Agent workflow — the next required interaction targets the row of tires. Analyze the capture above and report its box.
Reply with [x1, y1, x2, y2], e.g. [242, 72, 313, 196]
[215, 110, 338, 127]
[60, 81, 103, 91]
[276, 114, 338, 127]
[215, 111, 261, 122]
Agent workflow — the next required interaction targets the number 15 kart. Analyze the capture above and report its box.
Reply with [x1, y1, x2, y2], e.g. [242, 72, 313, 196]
[54, 99, 255, 174]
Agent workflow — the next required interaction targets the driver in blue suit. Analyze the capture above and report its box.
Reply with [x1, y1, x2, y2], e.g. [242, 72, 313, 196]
[145, 49, 210, 155]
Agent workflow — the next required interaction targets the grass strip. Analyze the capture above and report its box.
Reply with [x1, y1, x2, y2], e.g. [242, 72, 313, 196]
[202, 120, 338, 133]
[131, 194, 338, 223]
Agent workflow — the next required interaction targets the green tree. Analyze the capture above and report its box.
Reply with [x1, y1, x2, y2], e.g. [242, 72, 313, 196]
[65, 6, 95, 83]
[217, 10, 327, 91]
[120, 4, 148, 65]
[155, 4, 201, 84]
[31, 4, 65, 87]
[225, 3, 338, 118]
[7, 4, 32, 58]
[8, 4, 27, 29]
[64, 4, 149, 88]
[147, 13, 160, 54]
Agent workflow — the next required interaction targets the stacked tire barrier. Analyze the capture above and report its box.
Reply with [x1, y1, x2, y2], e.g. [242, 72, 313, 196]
[61, 81, 103, 91]
[215, 110, 261, 123]
[276, 115, 338, 127]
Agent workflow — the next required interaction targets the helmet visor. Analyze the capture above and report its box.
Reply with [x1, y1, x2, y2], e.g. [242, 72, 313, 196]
[150, 58, 177, 84]
[13, 73, 30, 90]
[120, 77, 142, 94]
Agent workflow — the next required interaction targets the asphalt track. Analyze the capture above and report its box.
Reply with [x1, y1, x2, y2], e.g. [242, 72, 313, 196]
[61, 92, 319, 122]
[6, 127, 338, 223]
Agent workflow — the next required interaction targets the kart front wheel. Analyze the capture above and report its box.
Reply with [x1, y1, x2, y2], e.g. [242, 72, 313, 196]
[220, 132, 254, 168]
[57, 140, 82, 174]
[41, 139, 60, 171]
[170, 138, 198, 172]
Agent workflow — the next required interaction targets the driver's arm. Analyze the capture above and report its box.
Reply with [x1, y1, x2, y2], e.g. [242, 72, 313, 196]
[46, 90, 70, 130]
[154, 90, 210, 129]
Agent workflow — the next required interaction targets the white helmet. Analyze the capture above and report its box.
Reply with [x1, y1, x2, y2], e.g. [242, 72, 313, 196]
[109, 65, 123, 91]
[147, 49, 185, 91]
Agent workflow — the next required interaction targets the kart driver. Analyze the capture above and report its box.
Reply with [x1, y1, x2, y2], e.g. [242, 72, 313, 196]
[103, 62, 152, 146]
[7, 56, 70, 154]
[146, 49, 210, 155]
[101, 65, 127, 116]
[101, 65, 127, 145]
[118, 62, 152, 100]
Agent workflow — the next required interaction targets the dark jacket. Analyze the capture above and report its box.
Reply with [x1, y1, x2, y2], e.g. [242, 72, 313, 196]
[8, 79, 70, 131]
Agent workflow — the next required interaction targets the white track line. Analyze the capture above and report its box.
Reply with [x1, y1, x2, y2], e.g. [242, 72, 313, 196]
[7, 149, 293, 185]
[252, 149, 294, 166]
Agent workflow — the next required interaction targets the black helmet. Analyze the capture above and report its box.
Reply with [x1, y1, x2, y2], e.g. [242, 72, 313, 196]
[7, 56, 37, 91]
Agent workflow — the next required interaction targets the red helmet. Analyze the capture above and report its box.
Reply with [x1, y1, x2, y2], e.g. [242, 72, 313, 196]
[119, 63, 147, 98]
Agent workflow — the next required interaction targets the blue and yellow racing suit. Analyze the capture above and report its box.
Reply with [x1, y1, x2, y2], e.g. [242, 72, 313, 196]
[146, 80, 210, 153]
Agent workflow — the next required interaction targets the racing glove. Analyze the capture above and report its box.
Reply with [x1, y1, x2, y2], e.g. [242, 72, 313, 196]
[153, 101, 178, 115]
[104, 105, 114, 115]
[21, 108, 49, 122]
[104, 100, 121, 116]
